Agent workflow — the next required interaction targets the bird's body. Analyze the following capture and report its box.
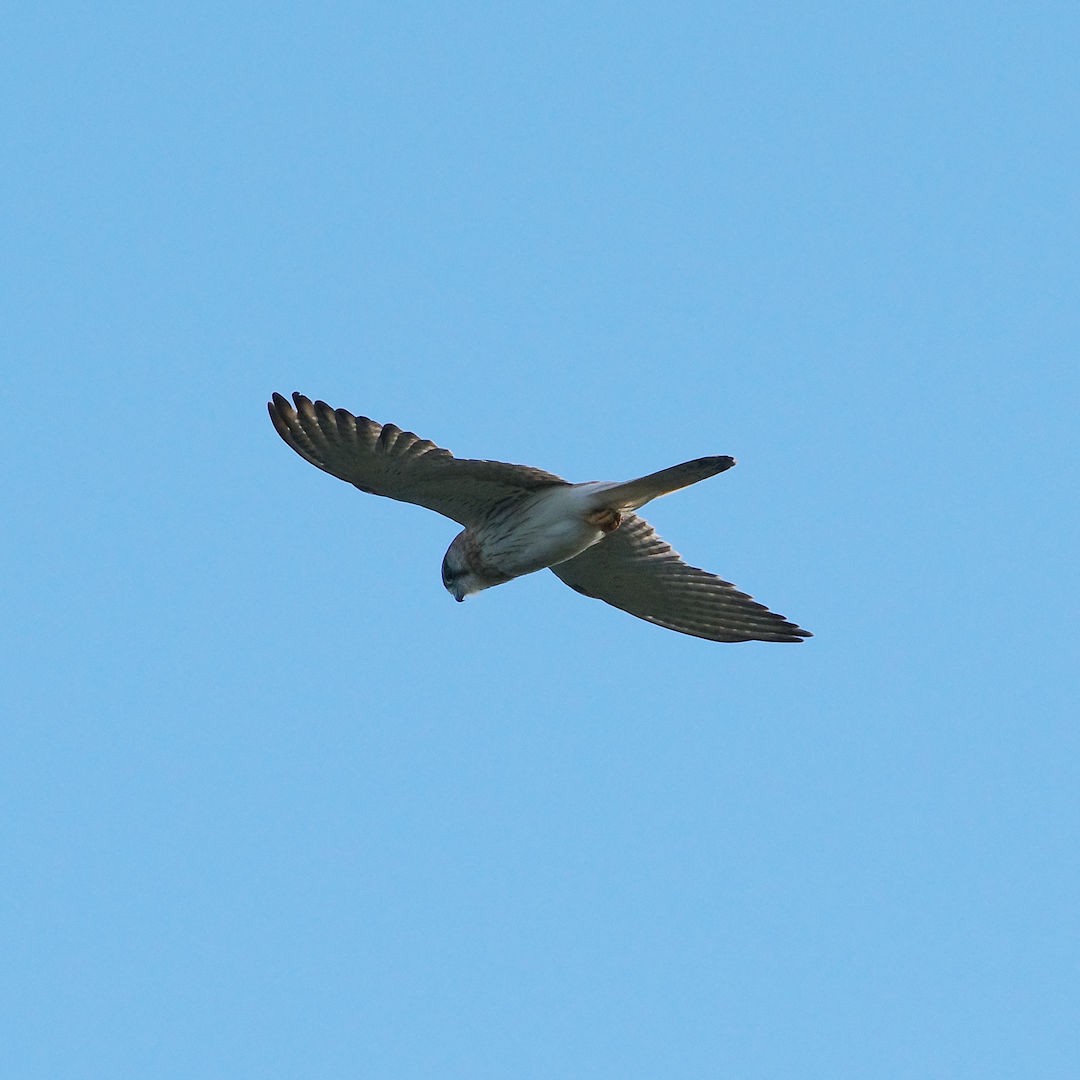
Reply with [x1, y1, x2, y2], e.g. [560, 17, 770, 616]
[444, 484, 613, 589]
[268, 392, 811, 643]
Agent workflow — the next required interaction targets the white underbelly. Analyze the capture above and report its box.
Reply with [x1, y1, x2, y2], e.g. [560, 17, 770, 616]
[478, 486, 606, 578]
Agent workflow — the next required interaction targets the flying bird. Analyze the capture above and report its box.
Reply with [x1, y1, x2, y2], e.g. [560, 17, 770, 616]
[268, 393, 811, 643]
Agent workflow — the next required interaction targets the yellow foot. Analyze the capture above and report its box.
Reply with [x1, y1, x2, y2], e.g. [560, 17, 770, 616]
[585, 507, 623, 533]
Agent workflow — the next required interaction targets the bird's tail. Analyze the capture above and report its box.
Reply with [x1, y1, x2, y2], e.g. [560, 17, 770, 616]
[590, 455, 736, 511]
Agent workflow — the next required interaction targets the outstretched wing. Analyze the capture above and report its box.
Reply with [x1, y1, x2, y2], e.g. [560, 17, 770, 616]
[550, 513, 811, 643]
[269, 393, 567, 526]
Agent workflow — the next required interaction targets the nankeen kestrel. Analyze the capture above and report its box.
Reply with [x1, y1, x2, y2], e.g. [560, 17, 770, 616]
[268, 393, 811, 643]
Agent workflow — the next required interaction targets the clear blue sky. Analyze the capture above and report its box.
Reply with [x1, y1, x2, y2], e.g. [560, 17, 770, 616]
[4, 4, 1078, 1077]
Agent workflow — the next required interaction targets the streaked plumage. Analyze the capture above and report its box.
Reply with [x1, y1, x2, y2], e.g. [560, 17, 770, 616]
[268, 392, 811, 643]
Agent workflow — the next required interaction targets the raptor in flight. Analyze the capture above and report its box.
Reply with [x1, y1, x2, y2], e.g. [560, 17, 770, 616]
[268, 393, 810, 643]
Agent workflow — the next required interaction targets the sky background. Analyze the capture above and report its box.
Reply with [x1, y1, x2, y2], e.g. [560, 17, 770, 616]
[4, 4, 1078, 1077]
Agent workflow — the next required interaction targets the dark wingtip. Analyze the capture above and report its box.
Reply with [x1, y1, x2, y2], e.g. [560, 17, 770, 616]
[268, 391, 298, 413]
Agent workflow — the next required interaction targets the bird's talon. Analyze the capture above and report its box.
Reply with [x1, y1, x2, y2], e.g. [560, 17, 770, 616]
[586, 507, 623, 533]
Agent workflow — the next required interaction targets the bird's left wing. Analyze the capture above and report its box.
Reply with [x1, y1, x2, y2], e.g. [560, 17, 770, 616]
[269, 393, 567, 526]
[550, 513, 811, 643]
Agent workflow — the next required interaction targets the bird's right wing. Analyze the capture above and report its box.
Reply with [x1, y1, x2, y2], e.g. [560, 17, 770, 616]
[551, 513, 811, 643]
[269, 393, 567, 526]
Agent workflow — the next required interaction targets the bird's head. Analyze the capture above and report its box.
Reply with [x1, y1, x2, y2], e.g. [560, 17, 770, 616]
[441, 531, 492, 602]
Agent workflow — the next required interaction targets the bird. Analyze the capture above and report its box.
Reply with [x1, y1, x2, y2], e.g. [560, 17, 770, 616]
[268, 392, 811, 643]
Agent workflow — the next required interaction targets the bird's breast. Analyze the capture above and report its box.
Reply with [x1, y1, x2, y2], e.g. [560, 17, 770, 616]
[474, 486, 608, 579]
